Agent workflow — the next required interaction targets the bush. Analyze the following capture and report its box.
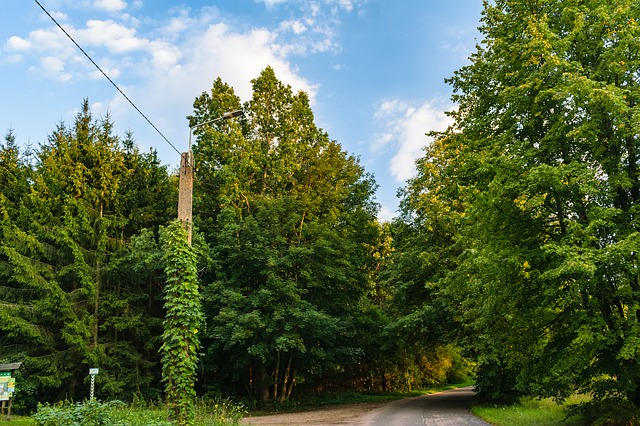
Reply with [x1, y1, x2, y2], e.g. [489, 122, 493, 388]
[33, 400, 124, 426]
[33, 400, 171, 426]
[31, 397, 247, 426]
[570, 397, 640, 426]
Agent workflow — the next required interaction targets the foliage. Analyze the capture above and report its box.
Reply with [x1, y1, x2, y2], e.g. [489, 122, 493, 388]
[160, 220, 204, 425]
[193, 397, 246, 425]
[33, 400, 129, 426]
[0, 67, 477, 411]
[0, 100, 173, 408]
[29, 398, 245, 426]
[192, 67, 382, 402]
[398, 0, 640, 417]
[569, 396, 640, 426]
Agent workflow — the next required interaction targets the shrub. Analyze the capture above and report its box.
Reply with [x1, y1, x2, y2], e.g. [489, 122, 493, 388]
[33, 400, 172, 426]
[194, 397, 247, 425]
[570, 397, 640, 426]
[33, 400, 124, 426]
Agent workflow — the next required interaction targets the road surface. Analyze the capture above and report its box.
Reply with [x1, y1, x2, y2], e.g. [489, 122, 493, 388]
[356, 387, 491, 426]
[242, 386, 491, 426]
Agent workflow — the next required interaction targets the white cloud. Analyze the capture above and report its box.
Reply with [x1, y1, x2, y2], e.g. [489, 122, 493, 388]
[4, 36, 31, 52]
[163, 16, 190, 36]
[336, 0, 354, 12]
[28, 28, 72, 53]
[280, 20, 307, 35]
[93, 0, 127, 12]
[377, 205, 396, 223]
[79, 20, 146, 53]
[6, 3, 335, 158]
[50, 11, 70, 21]
[374, 99, 454, 183]
[89, 66, 120, 80]
[256, 0, 290, 8]
[41, 56, 72, 81]
[96, 16, 318, 158]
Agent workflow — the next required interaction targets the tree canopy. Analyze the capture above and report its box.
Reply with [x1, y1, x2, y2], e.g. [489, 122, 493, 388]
[0, 69, 470, 415]
[399, 0, 640, 419]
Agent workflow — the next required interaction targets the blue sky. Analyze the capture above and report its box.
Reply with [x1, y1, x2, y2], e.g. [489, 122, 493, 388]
[1, 0, 483, 221]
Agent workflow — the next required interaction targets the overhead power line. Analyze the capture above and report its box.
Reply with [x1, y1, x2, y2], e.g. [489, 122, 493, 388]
[33, 0, 181, 155]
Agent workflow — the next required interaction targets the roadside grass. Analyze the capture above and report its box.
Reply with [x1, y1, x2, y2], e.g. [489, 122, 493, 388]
[472, 394, 589, 426]
[1, 415, 35, 426]
[2, 398, 245, 426]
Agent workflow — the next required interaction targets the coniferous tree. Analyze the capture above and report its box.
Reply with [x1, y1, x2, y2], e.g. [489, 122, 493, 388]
[0, 100, 174, 404]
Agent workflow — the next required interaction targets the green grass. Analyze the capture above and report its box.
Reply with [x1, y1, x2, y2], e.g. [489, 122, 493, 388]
[472, 395, 589, 426]
[1, 415, 35, 425]
[3, 398, 245, 426]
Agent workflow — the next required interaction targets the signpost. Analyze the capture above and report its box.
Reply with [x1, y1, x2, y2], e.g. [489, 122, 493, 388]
[0, 363, 22, 420]
[89, 368, 99, 400]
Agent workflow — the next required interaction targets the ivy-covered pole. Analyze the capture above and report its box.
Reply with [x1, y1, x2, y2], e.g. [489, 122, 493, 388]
[163, 109, 242, 424]
[160, 221, 203, 425]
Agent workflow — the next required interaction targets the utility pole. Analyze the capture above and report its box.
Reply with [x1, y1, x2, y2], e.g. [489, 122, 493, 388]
[177, 151, 194, 244]
[178, 110, 244, 245]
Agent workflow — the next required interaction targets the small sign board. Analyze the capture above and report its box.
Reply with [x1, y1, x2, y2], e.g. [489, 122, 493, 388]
[89, 368, 99, 375]
[0, 376, 11, 401]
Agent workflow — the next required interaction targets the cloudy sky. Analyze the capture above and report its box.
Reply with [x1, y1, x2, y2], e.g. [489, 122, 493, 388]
[1, 0, 483, 221]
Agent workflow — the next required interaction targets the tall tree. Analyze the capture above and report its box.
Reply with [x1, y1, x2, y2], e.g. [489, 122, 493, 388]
[193, 67, 380, 401]
[401, 0, 640, 417]
[0, 100, 174, 404]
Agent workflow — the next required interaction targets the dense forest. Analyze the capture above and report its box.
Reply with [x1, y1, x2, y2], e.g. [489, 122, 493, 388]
[0, 67, 468, 413]
[2, 0, 640, 424]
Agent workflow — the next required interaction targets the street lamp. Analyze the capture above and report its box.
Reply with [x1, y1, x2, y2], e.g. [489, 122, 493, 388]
[187, 109, 243, 152]
[178, 109, 244, 244]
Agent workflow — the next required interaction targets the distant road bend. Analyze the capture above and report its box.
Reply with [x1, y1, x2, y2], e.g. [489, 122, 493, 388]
[356, 386, 491, 426]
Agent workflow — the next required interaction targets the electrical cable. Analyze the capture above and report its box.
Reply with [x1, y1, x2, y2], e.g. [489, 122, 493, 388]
[33, 0, 182, 155]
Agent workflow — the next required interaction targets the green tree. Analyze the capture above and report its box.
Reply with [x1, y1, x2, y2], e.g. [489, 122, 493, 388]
[401, 0, 640, 415]
[192, 67, 380, 401]
[0, 129, 30, 212]
[0, 100, 174, 404]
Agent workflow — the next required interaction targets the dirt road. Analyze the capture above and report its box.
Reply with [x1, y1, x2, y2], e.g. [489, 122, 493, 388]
[241, 387, 490, 426]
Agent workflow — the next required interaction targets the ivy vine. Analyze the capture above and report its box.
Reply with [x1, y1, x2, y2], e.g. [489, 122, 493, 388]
[160, 221, 203, 425]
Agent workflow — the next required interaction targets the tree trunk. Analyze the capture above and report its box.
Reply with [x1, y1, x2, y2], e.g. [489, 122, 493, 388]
[260, 364, 270, 402]
[285, 373, 295, 401]
[273, 350, 281, 400]
[280, 352, 293, 402]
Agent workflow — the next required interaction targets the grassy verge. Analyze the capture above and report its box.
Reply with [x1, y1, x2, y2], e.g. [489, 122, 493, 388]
[471, 395, 588, 426]
[2, 398, 245, 426]
[0, 415, 35, 425]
